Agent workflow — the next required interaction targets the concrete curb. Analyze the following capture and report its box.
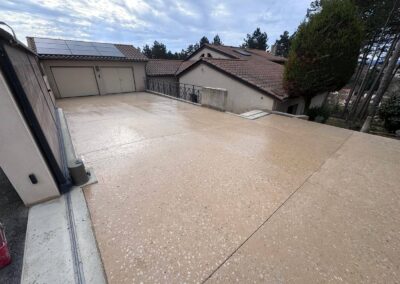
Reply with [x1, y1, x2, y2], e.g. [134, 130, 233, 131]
[21, 174, 105, 284]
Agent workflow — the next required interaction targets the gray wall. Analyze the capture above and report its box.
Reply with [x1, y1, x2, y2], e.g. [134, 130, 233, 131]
[41, 60, 146, 99]
[179, 63, 275, 114]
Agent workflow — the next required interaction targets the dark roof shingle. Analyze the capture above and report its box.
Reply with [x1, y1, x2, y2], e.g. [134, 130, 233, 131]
[146, 59, 183, 76]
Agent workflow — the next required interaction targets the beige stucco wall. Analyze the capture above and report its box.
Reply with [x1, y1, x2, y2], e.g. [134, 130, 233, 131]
[179, 63, 275, 114]
[276, 93, 327, 115]
[189, 47, 230, 60]
[41, 60, 146, 98]
[0, 71, 59, 206]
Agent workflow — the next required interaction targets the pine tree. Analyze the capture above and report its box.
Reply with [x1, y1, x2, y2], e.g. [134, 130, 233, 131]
[199, 36, 209, 46]
[274, 31, 291, 58]
[213, 35, 222, 45]
[242, 28, 269, 50]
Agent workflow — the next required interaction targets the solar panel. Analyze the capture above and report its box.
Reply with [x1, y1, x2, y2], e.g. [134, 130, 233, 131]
[234, 49, 251, 56]
[34, 38, 125, 57]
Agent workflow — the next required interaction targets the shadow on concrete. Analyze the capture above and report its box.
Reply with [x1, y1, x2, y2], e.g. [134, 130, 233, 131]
[0, 168, 28, 283]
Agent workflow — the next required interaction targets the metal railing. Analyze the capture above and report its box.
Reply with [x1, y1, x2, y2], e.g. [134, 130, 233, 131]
[146, 79, 202, 103]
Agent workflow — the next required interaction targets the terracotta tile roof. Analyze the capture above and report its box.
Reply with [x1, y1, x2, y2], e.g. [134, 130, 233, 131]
[177, 58, 287, 100]
[175, 60, 197, 74]
[27, 37, 147, 62]
[114, 44, 148, 61]
[146, 59, 183, 76]
[189, 43, 287, 64]
[201, 58, 288, 100]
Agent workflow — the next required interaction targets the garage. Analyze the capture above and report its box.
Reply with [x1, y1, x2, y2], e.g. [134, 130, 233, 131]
[27, 37, 148, 99]
[52, 67, 99, 98]
[100, 67, 135, 94]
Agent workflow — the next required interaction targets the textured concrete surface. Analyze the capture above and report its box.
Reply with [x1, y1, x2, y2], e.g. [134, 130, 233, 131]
[58, 92, 400, 283]
[21, 176, 105, 284]
[0, 168, 28, 284]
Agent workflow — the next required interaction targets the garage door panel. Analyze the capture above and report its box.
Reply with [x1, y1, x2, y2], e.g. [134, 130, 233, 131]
[52, 67, 99, 98]
[101, 67, 135, 94]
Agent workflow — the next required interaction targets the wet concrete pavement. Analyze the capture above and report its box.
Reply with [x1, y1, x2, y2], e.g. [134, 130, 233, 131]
[58, 92, 400, 283]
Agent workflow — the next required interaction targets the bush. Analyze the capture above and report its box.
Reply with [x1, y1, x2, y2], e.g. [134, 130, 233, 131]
[307, 106, 331, 123]
[378, 94, 400, 132]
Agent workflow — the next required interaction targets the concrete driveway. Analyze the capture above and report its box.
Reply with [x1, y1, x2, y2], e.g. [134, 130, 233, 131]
[58, 92, 400, 283]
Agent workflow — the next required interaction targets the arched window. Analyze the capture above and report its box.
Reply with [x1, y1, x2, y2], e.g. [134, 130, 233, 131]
[200, 53, 205, 57]
[207, 53, 212, 58]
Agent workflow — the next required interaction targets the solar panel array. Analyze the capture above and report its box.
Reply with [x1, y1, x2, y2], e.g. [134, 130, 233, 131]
[234, 49, 251, 56]
[34, 38, 125, 57]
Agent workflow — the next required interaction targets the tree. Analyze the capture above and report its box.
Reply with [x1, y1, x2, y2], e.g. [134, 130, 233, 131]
[283, 0, 363, 112]
[151, 41, 167, 58]
[343, 0, 400, 120]
[378, 92, 400, 132]
[186, 43, 200, 56]
[142, 44, 152, 58]
[199, 36, 209, 46]
[274, 31, 291, 58]
[361, 38, 400, 132]
[242, 27, 268, 50]
[213, 34, 222, 45]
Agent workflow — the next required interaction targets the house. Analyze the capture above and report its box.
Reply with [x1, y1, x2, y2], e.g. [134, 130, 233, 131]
[27, 37, 148, 98]
[146, 59, 183, 83]
[145, 44, 326, 115]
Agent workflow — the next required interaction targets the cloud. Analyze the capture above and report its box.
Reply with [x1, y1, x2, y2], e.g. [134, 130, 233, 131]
[0, 0, 311, 51]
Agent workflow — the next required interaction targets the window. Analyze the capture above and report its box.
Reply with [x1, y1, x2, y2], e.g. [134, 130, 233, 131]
[200, 53, 205, 57]
[207, 53, 212, 58]
[287, 104, 298, 115]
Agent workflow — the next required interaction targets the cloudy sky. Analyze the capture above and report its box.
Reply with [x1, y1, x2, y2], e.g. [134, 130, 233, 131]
[0, 0, 311, 52]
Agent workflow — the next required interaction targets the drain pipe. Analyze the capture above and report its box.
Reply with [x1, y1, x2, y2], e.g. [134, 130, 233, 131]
[57, 108, 89, 186]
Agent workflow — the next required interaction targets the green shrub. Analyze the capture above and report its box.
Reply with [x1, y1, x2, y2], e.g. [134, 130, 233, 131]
[378, 94, 400, 132]
[307, 106, 331, 123]
[284, 0, 363, 112]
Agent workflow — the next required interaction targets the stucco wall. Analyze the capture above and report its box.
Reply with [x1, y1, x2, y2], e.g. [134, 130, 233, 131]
[179, 63, 275, 114]
[189, 48, 230, 60]
[0, 71, 59, 206]
[276, 93, 327, 115]
[41, 60, 146, 98]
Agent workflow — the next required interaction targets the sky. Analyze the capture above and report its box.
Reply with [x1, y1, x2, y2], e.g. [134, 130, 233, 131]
[0, 0, 312, 52]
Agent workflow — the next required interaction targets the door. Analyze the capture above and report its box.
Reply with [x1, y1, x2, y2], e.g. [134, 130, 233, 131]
[52, 67, 99, 98]
[100, 67, 135, 94]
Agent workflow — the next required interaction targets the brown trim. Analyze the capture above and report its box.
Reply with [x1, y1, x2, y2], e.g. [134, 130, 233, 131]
[177, 59, 285, 101]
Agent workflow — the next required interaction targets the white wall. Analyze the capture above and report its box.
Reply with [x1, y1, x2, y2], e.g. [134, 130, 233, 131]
[189, 47, 230, 60]
[179, 63, 275, 114]
[0, 71, 59, 206]
[42, 60, 147, 98]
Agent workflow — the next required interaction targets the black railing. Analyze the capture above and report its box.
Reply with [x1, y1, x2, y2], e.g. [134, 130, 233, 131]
[146, 79, 202, 103]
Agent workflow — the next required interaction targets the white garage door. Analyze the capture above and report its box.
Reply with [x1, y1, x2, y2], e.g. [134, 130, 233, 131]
[101, 67, 135, 94]
[52, 67, 99, 98]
